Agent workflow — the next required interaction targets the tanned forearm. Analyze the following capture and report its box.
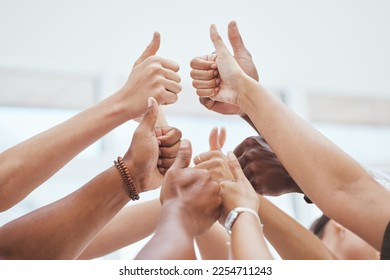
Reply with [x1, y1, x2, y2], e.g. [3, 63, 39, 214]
[238, 79, 390, 250]
[78, 199, 161, 259]
[135, 205, 196, 260]
[258, 196, 337, 259]
[0, 93, 130, 212]
[0, 165, 130, 259]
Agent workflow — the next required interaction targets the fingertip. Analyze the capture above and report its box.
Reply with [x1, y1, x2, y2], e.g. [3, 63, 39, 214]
[180, 139, 190, 149]
[148, 96, 158, 108]
[229, 20, 237, 28]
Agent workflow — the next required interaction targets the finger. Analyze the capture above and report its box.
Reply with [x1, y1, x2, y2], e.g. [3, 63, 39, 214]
[158, 142, 180, 159]
[190, 69, 218, 80]
[156, 127, 182, 147]
[199, 97, 216, 110]
[170, 139, 192, 169]
[157, 157, 176, 169]
[190, 55, 217, 70]
[233, 140, 245, 157]
[139, 97, 159, 130]
[196, 88, 219, 97]
[163, 79, 182, 94]
[134, 32, 161, 65]
[192, 78, 220, 90]
[210, 24, 232, 57]
[193, 150, 222, 165]
[209, 127, 221, 151]
[155, 106, 168, 127]
[218, 127, 226, 149]
[160, 58, 180, 72]
[226, 151, 246, 182]
[163, 68, 181, 83]
[158, 90, 179, 105]
[228, 21, 250, 57]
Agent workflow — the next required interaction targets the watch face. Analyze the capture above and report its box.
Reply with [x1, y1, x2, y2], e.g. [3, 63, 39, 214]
[224, 209, 239, 233]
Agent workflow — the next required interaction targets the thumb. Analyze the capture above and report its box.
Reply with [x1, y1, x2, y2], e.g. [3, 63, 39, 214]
[170, 139, 192, 169]
[227, 21, 248, 56]
[210, 24, 232, 57]
[139, 97, 159, 130]
[226, 151, 246, 182]
[134, 32, 161, 66]
[209, 127, 226, 151]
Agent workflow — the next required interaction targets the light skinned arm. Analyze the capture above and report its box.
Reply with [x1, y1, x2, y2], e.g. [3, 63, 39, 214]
[0, 32, 182, 212]
[220, 152, 273, 260]
[135, 140, 222, 260]
[194, 132, 336, 260]
[258, 195, 337, 260]
[0, 98, 166, 259]
[194, 127, 230, 260]
[78, 199, 161, 260]
[197, 23, 390, 250]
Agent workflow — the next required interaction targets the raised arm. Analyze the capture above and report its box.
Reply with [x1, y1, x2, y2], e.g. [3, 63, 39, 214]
[135, 140, 221, 260]
[192, 23, 390, 251]
[78, 199, 161, 260]
[219, 152, 273, 260]
[0, 98, 175, 259]
[0, 32, 182, 211]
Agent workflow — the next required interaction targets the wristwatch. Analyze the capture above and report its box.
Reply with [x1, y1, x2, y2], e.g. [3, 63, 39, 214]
[224, 207, 261, 234]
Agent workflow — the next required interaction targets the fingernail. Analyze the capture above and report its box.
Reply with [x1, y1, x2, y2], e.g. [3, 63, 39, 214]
[180, 139, 190, 148]
[148, 97, 153, 107]
[158, 159, 162, 166]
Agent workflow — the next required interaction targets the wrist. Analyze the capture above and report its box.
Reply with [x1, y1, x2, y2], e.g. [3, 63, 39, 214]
[224, 207, 262, 234]
[121, 157, 142, 194]
[159, 200, 199, 237]
[236, 76, 264, 114]
[111, 88, 139, 121]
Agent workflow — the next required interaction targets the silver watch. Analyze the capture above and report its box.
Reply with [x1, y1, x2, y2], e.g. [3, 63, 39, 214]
[224, 207, 260, 234]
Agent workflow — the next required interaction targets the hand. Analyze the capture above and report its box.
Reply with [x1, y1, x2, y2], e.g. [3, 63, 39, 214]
[234, 135, 302, 196]
[123, 97, 164, 193]
[219, 152, 260, 225]
[155, 126, 182, 175]
[194, 127, 233, 183]
[191, 21, 259, 115]
[117, 32, 182, 120]
[160, 140, 222, 236]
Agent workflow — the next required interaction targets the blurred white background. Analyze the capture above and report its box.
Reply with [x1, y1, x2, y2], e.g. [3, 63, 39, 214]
[1, 0, 390, 259]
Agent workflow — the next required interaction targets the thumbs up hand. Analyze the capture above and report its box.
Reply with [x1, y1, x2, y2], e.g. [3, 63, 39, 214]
[194, 127, 234, 183]
[219, 152, 260, 225]
[160, 140, 222, 236]
[117, 32, 182, 121]
[123, 97, 165, 193]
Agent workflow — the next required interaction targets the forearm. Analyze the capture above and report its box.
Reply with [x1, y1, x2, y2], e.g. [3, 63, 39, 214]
[240, 114, 259, 134]
[0, 93, 129, 211]
[135, 205, 196, 260]
[258, 196, 337, 260]
[0, 166, 130, 259]
[79, 199, 161, 259]
[238, 79, 390, 249]
[196, 222, 230, 260]
[231, 213, 272, 260]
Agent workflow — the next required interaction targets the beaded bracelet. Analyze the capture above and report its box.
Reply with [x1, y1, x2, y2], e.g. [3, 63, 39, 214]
[114, 156, 140, 200]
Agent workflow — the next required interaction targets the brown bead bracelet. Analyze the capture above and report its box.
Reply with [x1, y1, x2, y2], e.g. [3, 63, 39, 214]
[114, 156, 140, 200]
